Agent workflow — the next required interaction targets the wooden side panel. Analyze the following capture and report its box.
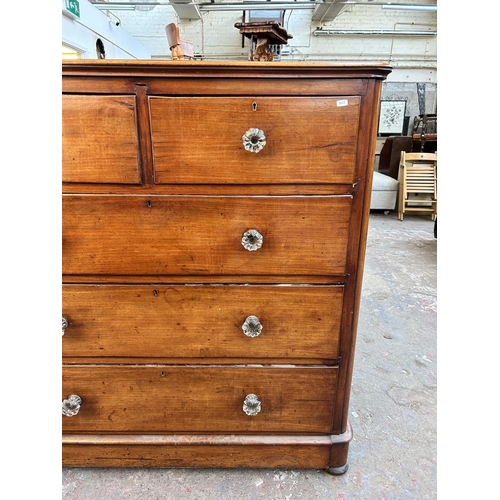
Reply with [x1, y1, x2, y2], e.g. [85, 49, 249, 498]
[62, 195, 352, 276]
[62, 95, 141, 184]
[150, 97, 360, 185]
[335, 79, 385, 434]
[62, 366, 337, 433]
[62, 285, 344, 360]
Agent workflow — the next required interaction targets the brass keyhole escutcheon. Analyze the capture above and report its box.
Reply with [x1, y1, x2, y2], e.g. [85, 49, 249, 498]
[252, 102, 257, 111]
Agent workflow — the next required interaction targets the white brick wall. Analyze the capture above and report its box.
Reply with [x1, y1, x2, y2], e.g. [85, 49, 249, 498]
[97, 2, 438, 116]
[116, 5, 436, 72]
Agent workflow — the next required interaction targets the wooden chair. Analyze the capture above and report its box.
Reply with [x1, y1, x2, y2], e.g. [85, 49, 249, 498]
[165, 23, 194, 61]
[398, 151, 437, 221]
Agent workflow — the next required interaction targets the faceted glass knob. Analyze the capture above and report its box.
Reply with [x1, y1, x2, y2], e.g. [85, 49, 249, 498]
[243, 393, 261, 416]
[241, 229, 263, 251]
[242, 315, 263, 338]
[62, 317, 68, 336]
[242, 128, 266, 153]
[62, 394, 82, 417]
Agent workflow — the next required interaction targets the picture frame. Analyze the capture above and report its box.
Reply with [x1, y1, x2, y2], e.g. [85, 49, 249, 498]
[378, 100, 407, 136]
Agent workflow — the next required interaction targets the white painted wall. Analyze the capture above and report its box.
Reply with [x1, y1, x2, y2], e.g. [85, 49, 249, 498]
[62, 0, 151, 59]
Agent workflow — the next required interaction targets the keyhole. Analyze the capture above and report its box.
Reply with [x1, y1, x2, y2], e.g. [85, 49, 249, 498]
[252, 102, 257, 111]
[147, 200, 152, 208]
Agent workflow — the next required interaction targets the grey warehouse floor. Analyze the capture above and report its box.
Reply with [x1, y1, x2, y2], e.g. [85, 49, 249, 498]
[62, 211, 437, 500]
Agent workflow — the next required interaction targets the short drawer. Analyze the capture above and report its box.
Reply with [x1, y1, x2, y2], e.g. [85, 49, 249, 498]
[62, 95, 141, 184]
[62, 366, 337, 433]
[150, 97, 360, 185]
[62, 195, 351, 276]
[62, 284, 343, 360]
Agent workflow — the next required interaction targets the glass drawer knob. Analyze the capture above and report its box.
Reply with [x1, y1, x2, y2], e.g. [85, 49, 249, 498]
[242, 315, 262, 338]
[242, 229, 263, 251]
[62, 394, 82, 417]
[243, 394, 261, 416]
[242, 128, 266, 153]
[62, 317, 68, 336]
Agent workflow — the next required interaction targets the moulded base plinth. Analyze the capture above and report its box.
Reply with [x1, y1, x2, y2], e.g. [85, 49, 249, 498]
[63, 422, 353, 471]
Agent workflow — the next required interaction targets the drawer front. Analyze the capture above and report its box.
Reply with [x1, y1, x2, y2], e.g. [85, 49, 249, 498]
[62, 366, 337, 433]
[150, 97, 361, 185]
[62, 284, 343, 360]
[62, 95, 140, 184]
[62, 195, 351, 276]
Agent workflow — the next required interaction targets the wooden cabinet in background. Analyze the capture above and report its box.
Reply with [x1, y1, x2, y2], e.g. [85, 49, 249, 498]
[62, 60, 391, 474]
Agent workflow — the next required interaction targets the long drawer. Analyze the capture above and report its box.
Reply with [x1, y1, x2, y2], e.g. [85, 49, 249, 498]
[150, 96, 361, 185]
[62, 195, 352, 276]
[62, 284, 344, 360]
[62, 366, 337, 433]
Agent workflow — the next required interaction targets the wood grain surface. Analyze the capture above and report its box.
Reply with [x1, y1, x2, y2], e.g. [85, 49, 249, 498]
[62, 195, 352, 276]
[62, 365, 337, 433]
[62, 284, 343, 360]
[62, 95, 140, 184]
[150, 97, 360, 185]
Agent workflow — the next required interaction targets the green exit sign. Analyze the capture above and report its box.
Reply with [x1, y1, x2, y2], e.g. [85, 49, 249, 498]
[65, 0, 80, 18]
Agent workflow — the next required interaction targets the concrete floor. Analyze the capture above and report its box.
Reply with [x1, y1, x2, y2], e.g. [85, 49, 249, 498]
[62, 211, 437, 499]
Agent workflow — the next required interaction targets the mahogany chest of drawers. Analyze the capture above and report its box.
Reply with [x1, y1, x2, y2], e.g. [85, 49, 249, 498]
[62, 60, 391, 474]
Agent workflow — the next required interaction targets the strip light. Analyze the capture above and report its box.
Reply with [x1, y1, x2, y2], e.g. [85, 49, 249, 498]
[198, 2, 317, 11]
[91, 1, 318, 9]
[382, 4, 437, 11]
[314, 29, 437, 36]
[90, 1, 437, 12]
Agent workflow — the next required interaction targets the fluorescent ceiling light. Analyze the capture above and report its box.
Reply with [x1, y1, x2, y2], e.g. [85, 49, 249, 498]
[92, 3, 135, 10]
[91, 1, 317, 11]
[198, 2, 316, 11]
[314, 29, 437, 36]
[382, 4, 437, 11]
[90, 1, 437, 12]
